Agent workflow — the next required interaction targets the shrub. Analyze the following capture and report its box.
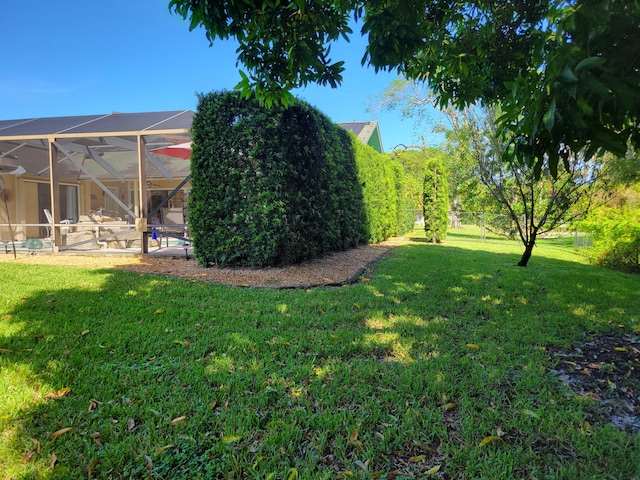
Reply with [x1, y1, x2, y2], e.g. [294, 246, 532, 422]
[423, 156, 449, 242]
[189, 91, 367, 267]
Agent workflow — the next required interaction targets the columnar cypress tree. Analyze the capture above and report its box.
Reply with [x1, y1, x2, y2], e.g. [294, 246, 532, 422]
[423, 157, 449, 243]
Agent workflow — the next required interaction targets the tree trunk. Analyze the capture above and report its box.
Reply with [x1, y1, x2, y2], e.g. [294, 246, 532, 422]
[518, 238, 536, 267]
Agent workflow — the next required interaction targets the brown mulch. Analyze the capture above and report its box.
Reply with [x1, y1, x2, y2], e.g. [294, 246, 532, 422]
[0, 237, 409, 288]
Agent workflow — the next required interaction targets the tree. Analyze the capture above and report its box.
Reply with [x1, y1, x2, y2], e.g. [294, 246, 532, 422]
[170, 0, 640, 173]
[423, 155, 449, 243]
[452, 105, 600, 266]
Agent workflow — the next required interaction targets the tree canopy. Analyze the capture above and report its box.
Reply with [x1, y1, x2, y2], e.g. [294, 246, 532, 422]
[170, 0, 639, 173]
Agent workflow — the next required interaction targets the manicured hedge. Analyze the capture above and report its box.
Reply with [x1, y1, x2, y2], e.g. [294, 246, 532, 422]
[352, 137, 414, 243]
[189, 91, 367, 267]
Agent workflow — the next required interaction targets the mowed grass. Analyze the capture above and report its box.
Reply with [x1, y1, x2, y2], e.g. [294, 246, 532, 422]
[1, 230, 638, 479]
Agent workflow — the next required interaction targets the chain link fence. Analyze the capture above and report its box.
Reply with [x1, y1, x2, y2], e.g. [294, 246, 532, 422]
[448, 211, 592, 248]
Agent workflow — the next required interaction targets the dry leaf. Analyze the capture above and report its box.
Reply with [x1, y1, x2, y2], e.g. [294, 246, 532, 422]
[479, 435, 503, 447]
[49, 453, 57, 469]
[496, 426, 505, 437]
[127, 418, 136, 431]
[409, 455, 426, 463]
[153, 308, 165, 315]
[222, 435, 241, 443]
[426, 464, 441, 475]
[287, 467, 299, 480]
[443, 402, 457, 411]
[88, 399, 102, 412]
[354, 460, 368, 471]
[583, 392, 601, 400]
[30, 438, 41, 454]
[81, 329, 91, 336]
[145, 454, 153, 471]
[91, 432, 103, 446]
[349, 429, 363, 448]
[466, 343, 480, 349]
[154, 444, 175, 455]
[21, 450, 35, 463]
[88, 459, 99, 477]
[0, 348, 14, 353]
[613, 346, 627, 352]
[171, 416, 186, 425]
[48, 427, 72, 440]
[46, 387, 71, 399]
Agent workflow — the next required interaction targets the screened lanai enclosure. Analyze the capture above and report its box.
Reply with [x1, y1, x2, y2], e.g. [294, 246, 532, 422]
[0, 111, 193, 255]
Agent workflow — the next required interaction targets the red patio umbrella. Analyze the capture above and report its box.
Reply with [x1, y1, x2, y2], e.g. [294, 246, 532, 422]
[149, 141, 192, 159]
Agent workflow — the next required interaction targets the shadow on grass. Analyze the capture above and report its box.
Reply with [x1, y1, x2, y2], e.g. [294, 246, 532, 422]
[1, 242, 638, 478]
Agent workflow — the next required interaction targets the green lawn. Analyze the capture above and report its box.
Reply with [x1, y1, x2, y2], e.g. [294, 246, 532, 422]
[1, 230, 638, 479]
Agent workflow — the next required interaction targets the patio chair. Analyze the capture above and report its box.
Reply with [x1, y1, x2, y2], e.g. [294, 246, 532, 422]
[43, 209, 72, 239]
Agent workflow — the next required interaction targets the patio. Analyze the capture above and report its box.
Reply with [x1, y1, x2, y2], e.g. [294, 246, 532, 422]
[0, 111, 193, 255]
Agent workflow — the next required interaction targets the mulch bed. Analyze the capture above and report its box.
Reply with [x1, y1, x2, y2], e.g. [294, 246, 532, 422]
[548, 332, 640, 433]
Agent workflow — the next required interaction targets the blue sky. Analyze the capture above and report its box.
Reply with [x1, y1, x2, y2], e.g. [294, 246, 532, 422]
[0, 1, 444, 152]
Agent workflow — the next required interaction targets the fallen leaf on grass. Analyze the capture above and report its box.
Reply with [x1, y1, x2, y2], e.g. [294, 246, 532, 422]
[49, 454, 57, 469]
[409, 455, 426, 463]
[145, 454, 153, 471]
[354, 460, 369, 471]
[426, 464, 441, 475]
[88, 399, 102, 412]
[48, 427, 72, 440]
[287, 467, 299, 480]
[91, 432, 102, 446]
[221, 435, 241, 443]
[81, 329, 91, 336]
[349, 428, 363, 448]
[173, 339, 191, 346]
[21, 450, 35, 463]
[466, 343, 480, 349]
[153, 308, 165, 315]
[31, 437, 41, 453]
[520, 409, 539, 419]
[0, 348, 14, 353]
[170, 416, 186, 425]
[479, 435, 503, 447]
[443, 402, 457, 411]
[613, 347, 627, 352]
[88, 459, 99, 477]
[154, 444, 174, 455]
[46, 387, 71, 399]
[583, 392, 601, 400]
[127, 418, 136, 431]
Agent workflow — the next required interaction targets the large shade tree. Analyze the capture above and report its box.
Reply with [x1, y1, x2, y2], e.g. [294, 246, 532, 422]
[169, 0, 640, 173]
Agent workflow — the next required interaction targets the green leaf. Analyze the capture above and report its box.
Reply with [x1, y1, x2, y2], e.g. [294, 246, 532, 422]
[520, 409, 540, 419]
[575, 56, 605, 73]
[543, 97, 556, 131]
[560, 67, 578, 83]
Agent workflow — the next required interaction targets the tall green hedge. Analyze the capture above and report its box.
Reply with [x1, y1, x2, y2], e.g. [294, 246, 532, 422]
[352, 137, 414, 243]
[189, 91, 367, 267]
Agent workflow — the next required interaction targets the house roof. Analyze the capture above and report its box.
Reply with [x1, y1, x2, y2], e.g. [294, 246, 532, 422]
[338, 121, 384, 154]
[0, 110, 193, 139]
[0, 110, 193, 180]
[0, 111, 385, 182]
